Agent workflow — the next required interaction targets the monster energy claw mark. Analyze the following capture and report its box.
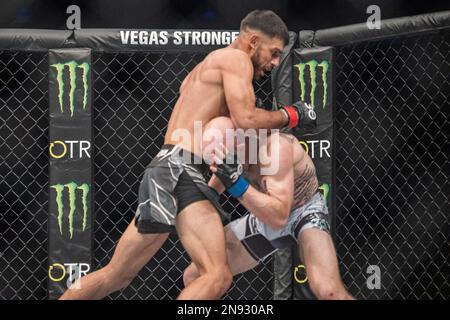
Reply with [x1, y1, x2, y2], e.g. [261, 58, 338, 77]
[295, 60, 328, 109]
[319, 183, 329, 203]
[51, 184, 65, 235]
[51, 182, 90, 239]
[51, 61, 90, 117]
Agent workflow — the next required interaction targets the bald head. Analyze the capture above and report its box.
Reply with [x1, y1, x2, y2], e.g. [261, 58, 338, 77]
[202, 117, 235, 164]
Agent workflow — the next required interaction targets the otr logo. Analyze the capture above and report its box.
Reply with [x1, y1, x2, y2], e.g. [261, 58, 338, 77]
[51, 182, 90, 239]
[295, 60, 329, 109]
[299, 140, 331, 159]
[294, 264, 308, 284]
[51, 61, 90, 117]
[49, 140, 91, 159]
[48, 263, 90, 289]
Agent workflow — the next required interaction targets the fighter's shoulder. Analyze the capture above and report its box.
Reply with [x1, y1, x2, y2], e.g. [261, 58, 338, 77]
[263, 132, 295, 158]
[279, 132, 299, 144]
[268, 132, 298, 148]
[277, 133, 309, 168]
[209, 48, 252, 74]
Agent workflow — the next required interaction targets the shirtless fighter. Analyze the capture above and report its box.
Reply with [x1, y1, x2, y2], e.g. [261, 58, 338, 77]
[183, 117, 354, 300]
[59, 10, 316, 300]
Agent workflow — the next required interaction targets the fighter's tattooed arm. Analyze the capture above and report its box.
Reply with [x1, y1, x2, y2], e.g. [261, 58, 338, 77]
[292, 164, 318, 208]
[237, 137, 294, 230]
[280, 132, 318, 207]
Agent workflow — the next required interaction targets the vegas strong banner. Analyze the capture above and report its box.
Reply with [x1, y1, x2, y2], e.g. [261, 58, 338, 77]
[292, 46, 334, 227]
[48, 49, 93, 299]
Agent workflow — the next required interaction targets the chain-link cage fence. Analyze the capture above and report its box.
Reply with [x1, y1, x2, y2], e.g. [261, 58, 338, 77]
[334, 28, 450, 299]
[0, 51, 49, 299]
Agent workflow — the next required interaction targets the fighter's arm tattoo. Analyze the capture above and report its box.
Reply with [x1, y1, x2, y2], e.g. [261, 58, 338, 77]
[293, 164, 317, 206]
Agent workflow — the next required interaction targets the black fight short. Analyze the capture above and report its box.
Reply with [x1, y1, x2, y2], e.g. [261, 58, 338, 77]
[135, 144, 227, 234]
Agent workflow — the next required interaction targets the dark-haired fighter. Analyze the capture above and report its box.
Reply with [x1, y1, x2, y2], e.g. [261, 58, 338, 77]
[60, 10, 316, 300]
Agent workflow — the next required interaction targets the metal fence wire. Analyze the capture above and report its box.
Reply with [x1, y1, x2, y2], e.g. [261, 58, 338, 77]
[0, 27, 449, 300]
[0, 51, 49, 300]
[334, 29, 450, 299]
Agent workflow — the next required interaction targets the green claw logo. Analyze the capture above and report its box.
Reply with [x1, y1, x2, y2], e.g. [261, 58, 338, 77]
[51, 182, 90, 239]
[319, 183, 329, 203]
[51, 61, 90, 117]
[295, 60, 328, 109]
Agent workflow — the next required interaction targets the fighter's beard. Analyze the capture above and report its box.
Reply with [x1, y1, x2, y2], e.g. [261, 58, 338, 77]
[251, 51, 264, 80]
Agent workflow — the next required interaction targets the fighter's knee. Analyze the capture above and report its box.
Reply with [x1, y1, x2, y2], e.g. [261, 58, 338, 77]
[183, 264, 200, 287]
[308, 274, 346, 300]
[214, 267, 233, 295]
[313, 284, 339, 300]
[205, 266, 233, 296]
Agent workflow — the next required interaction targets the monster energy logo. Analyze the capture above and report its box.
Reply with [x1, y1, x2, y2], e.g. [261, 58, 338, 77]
[319, 183, 329, 203]
[51, 182, 90, 239]
[51, 61, 90, 117]
[295, 60, 328, 109]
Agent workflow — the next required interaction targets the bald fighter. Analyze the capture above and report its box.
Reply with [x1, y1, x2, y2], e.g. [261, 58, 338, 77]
[183, 117, 354, 300]
[59, 10, 316, 300]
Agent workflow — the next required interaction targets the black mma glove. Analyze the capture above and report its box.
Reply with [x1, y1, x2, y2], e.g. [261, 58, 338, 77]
[214, 152, 249, 198]
[280, 101, 317, 130]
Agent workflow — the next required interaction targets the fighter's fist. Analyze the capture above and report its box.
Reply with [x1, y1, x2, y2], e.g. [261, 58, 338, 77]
[281, 101, 317, 130]
[215, 152, 244, 189]
[210, 145, 249, 198]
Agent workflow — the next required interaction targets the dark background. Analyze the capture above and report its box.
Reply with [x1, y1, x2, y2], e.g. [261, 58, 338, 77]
[1, 0, 449, 30]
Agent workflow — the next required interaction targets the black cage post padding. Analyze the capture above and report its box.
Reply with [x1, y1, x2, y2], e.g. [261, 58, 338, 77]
[0, 29, 73, 51]
[291, 45, 335, 221]
[300, 10, 450, 47]
[0, 29, 243, 52]
[287, 46, 335, 299]
[47, 48, 94, 299]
